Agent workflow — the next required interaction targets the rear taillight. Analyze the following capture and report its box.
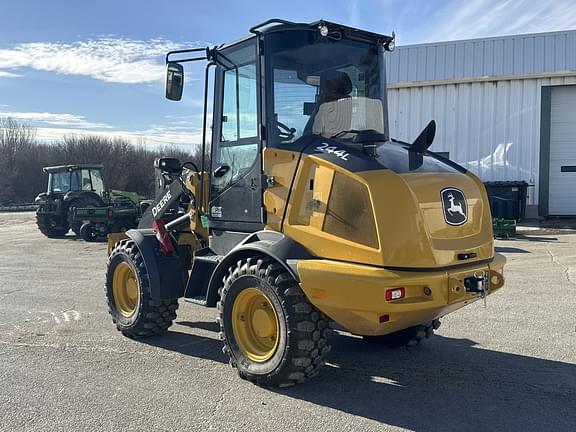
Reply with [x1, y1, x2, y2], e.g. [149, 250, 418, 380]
[385, 287, 405, 301]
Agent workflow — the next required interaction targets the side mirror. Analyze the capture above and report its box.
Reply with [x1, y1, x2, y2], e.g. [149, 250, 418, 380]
[166, 62, 184, 101]
[154, 157, 181, 174]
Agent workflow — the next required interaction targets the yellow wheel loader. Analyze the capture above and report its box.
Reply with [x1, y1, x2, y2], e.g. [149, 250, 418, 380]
[105, 19, 506, 386]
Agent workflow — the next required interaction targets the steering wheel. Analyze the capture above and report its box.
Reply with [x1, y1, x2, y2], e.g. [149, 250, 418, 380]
[276, 120, 296, 142]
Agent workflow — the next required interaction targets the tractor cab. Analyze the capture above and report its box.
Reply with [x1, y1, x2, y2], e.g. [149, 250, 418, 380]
[44, 164, 106, 196]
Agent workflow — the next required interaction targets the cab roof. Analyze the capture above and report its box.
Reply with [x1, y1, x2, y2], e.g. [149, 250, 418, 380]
[214, 19, 394, 52]
[43, 164, 103, 174]
[249, 19, 394, 45]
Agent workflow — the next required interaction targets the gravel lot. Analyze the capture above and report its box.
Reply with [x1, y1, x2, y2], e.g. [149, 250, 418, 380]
[1, 212, 575, 432]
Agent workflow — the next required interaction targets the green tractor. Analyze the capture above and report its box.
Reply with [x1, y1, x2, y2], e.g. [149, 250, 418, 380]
[35, 164, 149, 240]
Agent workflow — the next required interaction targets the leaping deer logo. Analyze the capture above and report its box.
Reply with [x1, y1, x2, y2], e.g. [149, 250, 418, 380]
[446, 192, 466, 218]
[441, 188, 468, 226]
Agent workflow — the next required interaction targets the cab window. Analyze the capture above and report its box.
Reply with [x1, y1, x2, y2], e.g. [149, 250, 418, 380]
[213, 41, 259, 195]
[90, 170, 105, 195]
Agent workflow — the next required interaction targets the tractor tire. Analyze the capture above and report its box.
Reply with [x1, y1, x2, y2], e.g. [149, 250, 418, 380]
[80, 222, 100, 242]
[36, 213, 68, 237]
[218, 257, 332, 387]
[364, 319, 441, 348]
[67, 196, 101, 236]
[105, 239, 179, 338]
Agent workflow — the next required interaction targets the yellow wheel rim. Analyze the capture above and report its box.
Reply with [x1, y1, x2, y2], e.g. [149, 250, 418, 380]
[232, 288, 280, 362]
[112, 262, 140, 317]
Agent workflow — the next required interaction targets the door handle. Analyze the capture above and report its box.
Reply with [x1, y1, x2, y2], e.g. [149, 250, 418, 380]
[213, 164, 230, 178]
[560, 166, 576, 173]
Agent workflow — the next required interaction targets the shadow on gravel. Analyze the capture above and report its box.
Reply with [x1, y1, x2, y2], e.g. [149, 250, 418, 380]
[495, 246, 530, 253]
[139, 322, 576, 431]
[277, 335, 576, 431]
[140, 325, 226, 364]
[516, 235, 560, 243]
[176, 320, 221, 332]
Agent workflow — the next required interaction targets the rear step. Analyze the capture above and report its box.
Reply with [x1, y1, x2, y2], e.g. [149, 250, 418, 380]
[183, 248, 223, 304]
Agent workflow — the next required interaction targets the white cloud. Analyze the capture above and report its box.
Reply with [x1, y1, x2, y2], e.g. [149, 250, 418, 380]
[0, 71, 22, 78]
[33, 125, 205, 148]
[429, 0, 576, 42]
[0, 37, 203, 84]
[0, 111, 111, 129]
[0, 110, 209, 147]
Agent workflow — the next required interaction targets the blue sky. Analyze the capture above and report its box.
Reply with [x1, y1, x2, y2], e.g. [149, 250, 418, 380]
[1, 0, 575, 148]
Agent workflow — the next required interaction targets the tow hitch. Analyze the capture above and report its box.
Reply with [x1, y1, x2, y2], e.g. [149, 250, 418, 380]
[464, 271, 489, 306]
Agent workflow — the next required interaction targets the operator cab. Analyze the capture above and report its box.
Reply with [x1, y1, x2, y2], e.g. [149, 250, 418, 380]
[166, 20, 396, 240]
[44, 164, 106, 196]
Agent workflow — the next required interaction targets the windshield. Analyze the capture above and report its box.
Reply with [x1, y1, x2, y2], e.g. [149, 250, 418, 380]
[48, 169, 102, 193]
[48, 172, 71, 193]
[267, 31, 387, 147]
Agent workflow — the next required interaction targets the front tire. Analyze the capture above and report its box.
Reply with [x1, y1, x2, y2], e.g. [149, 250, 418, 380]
[105, 239, 179, 338]
[80, 222, 101, 242]
[218, 257, 332, 387]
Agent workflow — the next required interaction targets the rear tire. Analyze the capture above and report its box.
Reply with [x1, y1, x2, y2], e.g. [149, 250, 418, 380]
[105, 239, 179, 338]
[218, 257, 332, 387]
[36, 213, 68, 237]
[364, 320, 441, 348]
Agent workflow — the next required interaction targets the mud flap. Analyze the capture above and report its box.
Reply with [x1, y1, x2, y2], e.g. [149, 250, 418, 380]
[125, 229, 186, 300]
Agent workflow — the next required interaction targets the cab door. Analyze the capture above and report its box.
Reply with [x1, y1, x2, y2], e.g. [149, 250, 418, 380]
[209, 38, 264, 232]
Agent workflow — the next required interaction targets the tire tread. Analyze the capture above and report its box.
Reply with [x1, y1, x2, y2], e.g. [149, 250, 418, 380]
[105, 240, 178, 338]
[218, 257, 332, 387]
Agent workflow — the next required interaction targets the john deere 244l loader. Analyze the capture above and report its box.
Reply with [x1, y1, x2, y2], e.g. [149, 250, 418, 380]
[105, 19, 506, 386]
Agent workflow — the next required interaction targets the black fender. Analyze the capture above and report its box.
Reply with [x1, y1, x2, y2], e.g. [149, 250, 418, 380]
[205, 231, 314, 306]
[64, 191, 105, 206]
[125, 229, 187, 300]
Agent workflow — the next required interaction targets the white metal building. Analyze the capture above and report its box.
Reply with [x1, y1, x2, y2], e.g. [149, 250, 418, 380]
[386, 30, 576, 217]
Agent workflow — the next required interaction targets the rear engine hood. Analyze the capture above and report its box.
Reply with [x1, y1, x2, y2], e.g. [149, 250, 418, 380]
[359, 170, 494, 268]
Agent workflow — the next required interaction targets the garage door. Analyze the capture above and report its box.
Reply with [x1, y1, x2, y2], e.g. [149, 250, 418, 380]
[549, 86, 576, 215]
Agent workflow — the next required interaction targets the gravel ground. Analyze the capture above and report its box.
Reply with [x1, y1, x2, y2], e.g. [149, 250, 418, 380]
[0, 212, 575, 432]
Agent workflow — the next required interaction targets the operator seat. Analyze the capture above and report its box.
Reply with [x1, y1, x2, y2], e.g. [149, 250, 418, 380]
[317, 70, 353, 104]
[304, 71, 352, 135]
[308, 70, 385, 138]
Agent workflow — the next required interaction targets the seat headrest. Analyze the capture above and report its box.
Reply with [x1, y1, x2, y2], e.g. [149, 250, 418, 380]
[319, 70, 353, 102]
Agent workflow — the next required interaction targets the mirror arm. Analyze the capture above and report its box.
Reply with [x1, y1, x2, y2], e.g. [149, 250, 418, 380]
[165, 47, 210, 64]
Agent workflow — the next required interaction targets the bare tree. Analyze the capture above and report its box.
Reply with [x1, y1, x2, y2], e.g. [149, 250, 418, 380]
[0, 119, 201, 204]
[0, 118, 38, 204]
